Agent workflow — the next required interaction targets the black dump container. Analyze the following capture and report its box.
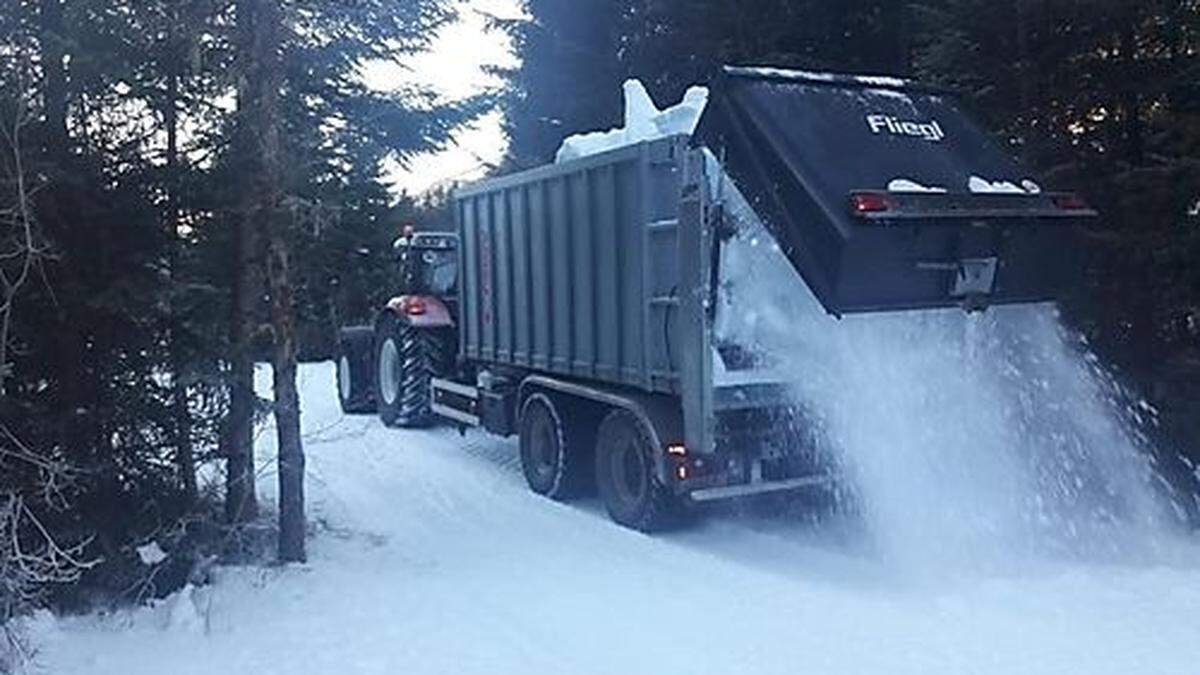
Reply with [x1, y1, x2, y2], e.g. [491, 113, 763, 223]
[695, 66, 1095, 315]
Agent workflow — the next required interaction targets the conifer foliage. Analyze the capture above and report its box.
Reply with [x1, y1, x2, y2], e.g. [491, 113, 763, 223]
[0, 0, 475, 621]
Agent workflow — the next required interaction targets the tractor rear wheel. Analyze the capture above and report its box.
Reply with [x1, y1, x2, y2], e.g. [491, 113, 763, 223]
[374, 315, 441, 428]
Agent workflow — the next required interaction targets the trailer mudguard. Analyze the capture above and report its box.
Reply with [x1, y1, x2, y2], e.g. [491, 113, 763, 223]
[694, 67, 1094, 315]
[385, 295, 455, 328]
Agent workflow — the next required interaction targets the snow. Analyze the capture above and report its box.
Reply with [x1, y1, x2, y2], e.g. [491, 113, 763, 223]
[135, 542, 167, 566]
[888, 178, 948, 194]
[20, 361, 1197, 673]
[725, 66, 913, 90]
[969, 175, 1030, 194]
[554, 80, 709, 163]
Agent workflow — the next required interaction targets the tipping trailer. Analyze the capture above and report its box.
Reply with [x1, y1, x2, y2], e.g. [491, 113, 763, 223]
[334, 67, 1096, 531]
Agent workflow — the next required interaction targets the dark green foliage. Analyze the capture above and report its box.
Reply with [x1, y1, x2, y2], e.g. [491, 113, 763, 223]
[910, 0, 1200, 466]
[0, 0, 476, 614]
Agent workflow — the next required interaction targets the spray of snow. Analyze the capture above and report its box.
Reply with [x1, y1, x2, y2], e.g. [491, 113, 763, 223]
[714, 171, 1187, 573]
[555, 80, 708, 163]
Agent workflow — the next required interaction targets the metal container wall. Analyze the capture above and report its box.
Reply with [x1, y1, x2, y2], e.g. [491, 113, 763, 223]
[454, 136, 688, 395]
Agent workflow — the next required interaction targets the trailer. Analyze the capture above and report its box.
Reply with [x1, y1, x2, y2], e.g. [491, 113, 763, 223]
[335, 67, 1096, 531]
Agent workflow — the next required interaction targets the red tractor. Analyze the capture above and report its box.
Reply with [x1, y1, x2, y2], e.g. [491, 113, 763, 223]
[334, 230, 459, 427]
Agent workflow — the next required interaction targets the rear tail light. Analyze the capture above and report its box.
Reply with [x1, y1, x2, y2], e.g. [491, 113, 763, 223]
[850, 192, 895, 215]
[1052, 192, 1090, 211]
[403, 297, 427, 316]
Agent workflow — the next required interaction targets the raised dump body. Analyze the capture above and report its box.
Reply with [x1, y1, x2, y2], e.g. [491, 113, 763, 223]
[696, 67, 1093, 314]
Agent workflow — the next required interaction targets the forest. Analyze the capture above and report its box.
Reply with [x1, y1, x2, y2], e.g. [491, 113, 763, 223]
[1, 0, 1198, 658]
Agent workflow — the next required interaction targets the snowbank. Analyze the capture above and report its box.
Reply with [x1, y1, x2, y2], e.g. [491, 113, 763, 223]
[555, 80, 709, 163]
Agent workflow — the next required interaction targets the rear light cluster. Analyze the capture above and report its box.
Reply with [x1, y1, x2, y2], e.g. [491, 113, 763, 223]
[850, 192, 895, 214]
[1051, 192, 1090, 211]
[849, 190, 1093, 217]
[665, 443, 714, 483]
[399, 296, 427, 316]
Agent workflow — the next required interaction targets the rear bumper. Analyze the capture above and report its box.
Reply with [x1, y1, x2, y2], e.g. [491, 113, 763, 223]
[689, 474, 833, 502]
[832, 217, 1081, 314]
[668, 402, 834, 502]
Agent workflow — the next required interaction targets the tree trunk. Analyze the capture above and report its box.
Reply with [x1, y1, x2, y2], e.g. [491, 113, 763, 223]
[39, 0, 68, 160]
[1119, 17, 1144, 166]
[164, 19, 198, 505]
[225, 0, 263, 525]
[237, 0, 305, 562]
[226, 218, 259, 524]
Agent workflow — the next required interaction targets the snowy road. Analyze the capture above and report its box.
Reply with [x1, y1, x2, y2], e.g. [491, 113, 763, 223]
[35, 362, 1200, 674]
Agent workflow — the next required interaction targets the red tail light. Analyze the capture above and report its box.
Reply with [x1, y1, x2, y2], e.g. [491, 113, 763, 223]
[1052, 193, 1090, 211]
[850, 192, 895, 215]
[403, 297, 427, 316]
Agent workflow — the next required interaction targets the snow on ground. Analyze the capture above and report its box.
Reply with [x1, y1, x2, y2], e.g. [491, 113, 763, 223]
[29, 362, 1200, 675]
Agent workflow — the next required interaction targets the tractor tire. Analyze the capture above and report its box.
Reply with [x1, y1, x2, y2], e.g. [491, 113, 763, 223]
[518, 393, 589, 500]
[374, 315, 440, 428]
[335, 327, 376, 414]
[595, 408, 678, 532]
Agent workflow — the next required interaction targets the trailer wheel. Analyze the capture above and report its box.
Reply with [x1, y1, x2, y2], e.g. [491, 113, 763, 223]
[595, 409, 675, 532]
[335, 327, 375, 414]
[518, 393, 587, 500]
[374, 315, 437, 428]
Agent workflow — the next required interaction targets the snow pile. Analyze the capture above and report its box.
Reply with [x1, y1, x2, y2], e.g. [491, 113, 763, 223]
[888, 178, 947, 194]
[714, 174, 1188, 572]
[555, 80, 709, 163]
[968, 174, 1043, 195]
[892, 176, 1045, 196]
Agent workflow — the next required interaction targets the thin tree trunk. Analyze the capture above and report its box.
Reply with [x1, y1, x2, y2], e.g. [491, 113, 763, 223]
[226, 0, 262, 524]
[40, 0, 68, 160]
[1119, 18, 1144, 166]
[226, 221, 259, 524]
[164, 18, 198, 505]
[237, 0, 305, 561]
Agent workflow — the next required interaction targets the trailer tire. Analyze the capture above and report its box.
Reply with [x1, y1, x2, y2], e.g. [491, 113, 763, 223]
[595, 409, 675, 532]
[335, 327, 376, 414]
[518, 393, 587, 500]
[374, 315, 437, 428]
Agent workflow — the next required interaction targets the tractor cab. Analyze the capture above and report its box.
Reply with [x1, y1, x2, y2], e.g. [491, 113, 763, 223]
[393, 230, 459, 298]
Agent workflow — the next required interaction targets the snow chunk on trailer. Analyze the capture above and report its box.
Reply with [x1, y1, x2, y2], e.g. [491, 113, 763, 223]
[555, 80, 709, 163]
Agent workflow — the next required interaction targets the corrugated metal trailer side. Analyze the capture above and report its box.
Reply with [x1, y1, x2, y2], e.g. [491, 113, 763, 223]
[454, 136, 690, 396]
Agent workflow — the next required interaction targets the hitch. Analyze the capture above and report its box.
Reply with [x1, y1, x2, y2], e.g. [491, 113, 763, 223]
[916, 257, 998, 312]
